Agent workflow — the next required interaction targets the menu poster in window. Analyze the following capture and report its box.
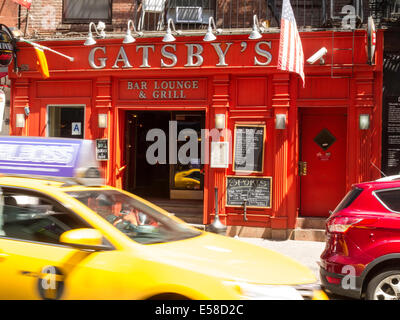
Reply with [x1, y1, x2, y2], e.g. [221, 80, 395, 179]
[233, 124, 265, 173]
[96, 139, 108, 161]
[382, 96, 400, 175]
[226, 176, 271, 208]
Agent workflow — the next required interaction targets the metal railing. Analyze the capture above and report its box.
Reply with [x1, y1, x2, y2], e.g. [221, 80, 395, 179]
[131, 0, 330, 32]
[42, 0, 398, 39]
[369, 0, 400, 25]
[130, 0, 400, 32]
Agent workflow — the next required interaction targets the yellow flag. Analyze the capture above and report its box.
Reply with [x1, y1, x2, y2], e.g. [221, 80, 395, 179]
[35, 47, 49, 79]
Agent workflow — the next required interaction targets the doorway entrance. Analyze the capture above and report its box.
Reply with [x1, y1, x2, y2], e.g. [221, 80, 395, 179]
[124, 110, 205, 223]
[299, 108, 347, 217]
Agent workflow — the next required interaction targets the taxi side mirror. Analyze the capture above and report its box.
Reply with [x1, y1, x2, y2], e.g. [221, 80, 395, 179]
[60, 228, 112, 251]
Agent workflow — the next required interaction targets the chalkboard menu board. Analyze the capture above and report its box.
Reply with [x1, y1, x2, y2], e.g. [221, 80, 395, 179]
[382, 95, 400, 175]
[233, 124, 265, 173]
[226, 176, 272, 208]
[96, 139, 109, 161]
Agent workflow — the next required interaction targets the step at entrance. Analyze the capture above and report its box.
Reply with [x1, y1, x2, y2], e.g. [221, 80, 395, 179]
[291, 217, 327, 242]
[147, 198, 204, 225]
[296, 217, 327, 229]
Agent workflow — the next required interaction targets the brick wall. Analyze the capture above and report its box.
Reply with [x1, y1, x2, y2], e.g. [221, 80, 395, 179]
[0, 0, 19, 28]
[112, 0, 137, 31]
[12, 0, 140, 37]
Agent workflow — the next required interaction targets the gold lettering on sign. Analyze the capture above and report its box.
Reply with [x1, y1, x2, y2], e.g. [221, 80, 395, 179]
[126, 80, 201, 100]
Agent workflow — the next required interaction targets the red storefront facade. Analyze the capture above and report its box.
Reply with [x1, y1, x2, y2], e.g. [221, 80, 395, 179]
[9, 29, 384, 239]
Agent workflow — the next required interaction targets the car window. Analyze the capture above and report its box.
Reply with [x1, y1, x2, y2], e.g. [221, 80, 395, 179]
[375, 189, 400, 212]
[332, 187, 363, 214]
[0, 188, 92, 245]
[187, 171, 200, 180]
[67, 190, 201, 245]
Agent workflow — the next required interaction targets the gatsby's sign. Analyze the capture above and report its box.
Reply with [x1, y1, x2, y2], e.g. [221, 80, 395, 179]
[89, 41, 273, 70]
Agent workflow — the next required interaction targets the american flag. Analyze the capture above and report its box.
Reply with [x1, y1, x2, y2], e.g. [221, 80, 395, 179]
[278, 0, 305, 86]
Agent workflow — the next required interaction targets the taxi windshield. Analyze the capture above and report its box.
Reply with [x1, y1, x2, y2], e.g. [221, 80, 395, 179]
[66, 190, 201, 244]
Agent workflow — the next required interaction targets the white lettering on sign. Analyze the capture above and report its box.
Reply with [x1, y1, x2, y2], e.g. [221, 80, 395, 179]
[88, 41, 273, 70]
[126, 80, 201, 100]
[0, 144, 75, 164]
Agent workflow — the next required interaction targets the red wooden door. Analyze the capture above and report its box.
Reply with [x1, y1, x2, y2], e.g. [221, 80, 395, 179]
[300, 109, 347, 217]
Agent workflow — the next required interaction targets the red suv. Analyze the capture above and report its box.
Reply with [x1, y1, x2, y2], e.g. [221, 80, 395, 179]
[320, 178, 400, 300]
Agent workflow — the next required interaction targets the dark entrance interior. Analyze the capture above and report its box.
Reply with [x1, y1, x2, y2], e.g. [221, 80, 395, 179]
[126, 111, 170, 198]
[124, 110, 205, 224]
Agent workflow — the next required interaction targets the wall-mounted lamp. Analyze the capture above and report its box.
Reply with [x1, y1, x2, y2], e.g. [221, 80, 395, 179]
[359, 114, 370, 130]
[98, 113, 108, 129]
[123, 20, 143, 44]
[275, 114, 286, 130]
[15, 113, 25, 128]
[215, 114, 226, 130]
[163, 19, 182, 43]
[84, 21, 107, 46]
[203, 17, 222, 42]
[249, 15, 265, 40]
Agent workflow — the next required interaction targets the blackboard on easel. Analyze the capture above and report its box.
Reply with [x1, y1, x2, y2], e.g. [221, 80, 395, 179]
[233, 124, 265, 173]
[226, 176, 272, 208]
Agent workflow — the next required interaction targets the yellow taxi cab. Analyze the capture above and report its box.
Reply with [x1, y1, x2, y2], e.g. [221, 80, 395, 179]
[0, 137, 327, 300]
[174, 168, 201, 189]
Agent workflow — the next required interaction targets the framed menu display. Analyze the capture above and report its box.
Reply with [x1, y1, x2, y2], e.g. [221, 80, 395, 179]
[96, 139, 109, 161]
[226, 176, 272, 208]
[382, 95, 400, 175]
[233, 124, 265, 173]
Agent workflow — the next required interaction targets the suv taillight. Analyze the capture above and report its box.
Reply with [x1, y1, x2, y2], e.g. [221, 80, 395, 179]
[327, 217, 377, 233]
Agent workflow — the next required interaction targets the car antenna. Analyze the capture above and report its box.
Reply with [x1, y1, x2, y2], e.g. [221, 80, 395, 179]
[371, 161, 386, 177]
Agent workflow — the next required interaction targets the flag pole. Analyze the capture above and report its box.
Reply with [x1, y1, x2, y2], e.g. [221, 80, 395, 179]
[19, 37, 74, 62]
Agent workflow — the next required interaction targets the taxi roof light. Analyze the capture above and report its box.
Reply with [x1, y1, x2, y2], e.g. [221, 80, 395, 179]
[0, 136, 105, 186]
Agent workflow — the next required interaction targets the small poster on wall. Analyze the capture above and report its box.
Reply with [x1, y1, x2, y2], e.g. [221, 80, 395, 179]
[96, 139, 109, 161]
[71, 122, 82, 136]
[210, 141, 229, 168]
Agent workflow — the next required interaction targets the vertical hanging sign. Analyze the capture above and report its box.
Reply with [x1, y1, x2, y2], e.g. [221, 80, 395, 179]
[367, 16, 376, 65]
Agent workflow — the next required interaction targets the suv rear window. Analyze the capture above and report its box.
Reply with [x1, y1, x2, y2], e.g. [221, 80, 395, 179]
[333, 187, 363, 214]
[375, 189, 400, 212]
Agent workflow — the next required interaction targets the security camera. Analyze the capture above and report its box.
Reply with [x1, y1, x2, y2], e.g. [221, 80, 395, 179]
[306, 47, 328, 65]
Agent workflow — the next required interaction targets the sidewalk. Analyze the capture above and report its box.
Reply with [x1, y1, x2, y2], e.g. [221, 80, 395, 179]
[237, 237, 326, 281]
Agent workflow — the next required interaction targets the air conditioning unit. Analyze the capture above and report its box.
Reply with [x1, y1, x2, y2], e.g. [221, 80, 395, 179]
[176, 6, 203, 23]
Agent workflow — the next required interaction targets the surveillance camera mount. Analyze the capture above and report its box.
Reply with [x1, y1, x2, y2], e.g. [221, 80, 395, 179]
[306, 47, 328, 65]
